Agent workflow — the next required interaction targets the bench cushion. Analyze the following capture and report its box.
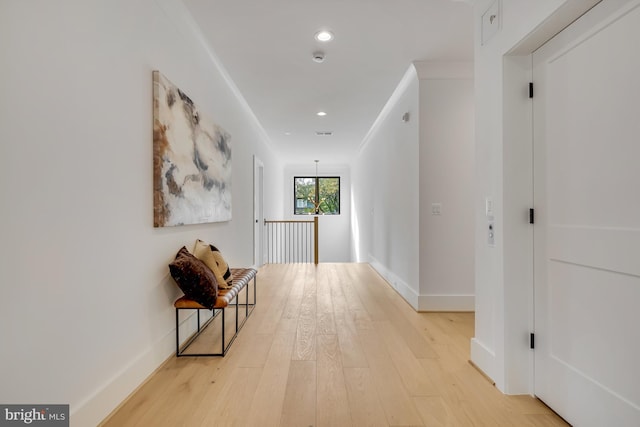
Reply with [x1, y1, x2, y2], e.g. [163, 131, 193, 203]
[175, 268, 256, 309]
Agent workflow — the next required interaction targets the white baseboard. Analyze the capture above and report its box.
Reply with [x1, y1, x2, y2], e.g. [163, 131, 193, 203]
[367, 257, 475, 313]
[470, 338, 496, 385]
[73, 311, 203, 426]
[368, 256, 419, 310]
[418, 294, 475, 312]
[72, 332, 175, 426]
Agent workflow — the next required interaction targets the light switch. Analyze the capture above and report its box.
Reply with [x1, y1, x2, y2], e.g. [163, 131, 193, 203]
[431, 203, 442, 215]
[485, 197, 494, 217]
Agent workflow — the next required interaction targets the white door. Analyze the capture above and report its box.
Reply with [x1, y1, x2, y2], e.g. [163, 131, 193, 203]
[533, 1, 640, 425]
[253, 156, 265, 266]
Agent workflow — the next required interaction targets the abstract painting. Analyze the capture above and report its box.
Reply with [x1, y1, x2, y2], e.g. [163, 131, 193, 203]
[153, 71, 232, 227]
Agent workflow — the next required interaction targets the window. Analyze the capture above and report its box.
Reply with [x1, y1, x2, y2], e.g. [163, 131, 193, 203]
[294, 176, 340, 215]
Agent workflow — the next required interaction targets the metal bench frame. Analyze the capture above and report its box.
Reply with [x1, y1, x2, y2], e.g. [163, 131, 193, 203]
[175, 273, 256, 357]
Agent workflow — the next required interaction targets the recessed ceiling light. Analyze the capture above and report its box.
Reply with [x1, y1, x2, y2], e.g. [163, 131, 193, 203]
[315, 31, 333, 42]
[317, 111, 327, 116]
[284, 131, 292, 135]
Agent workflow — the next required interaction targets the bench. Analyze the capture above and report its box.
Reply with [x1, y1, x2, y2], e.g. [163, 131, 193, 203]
[174, 268, 257, 357]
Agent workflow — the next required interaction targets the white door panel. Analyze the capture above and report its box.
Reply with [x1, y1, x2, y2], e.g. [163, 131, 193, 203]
[547, 226, 640, 277]
[533, 1, 640, 425]
[548, 261, 639, 402]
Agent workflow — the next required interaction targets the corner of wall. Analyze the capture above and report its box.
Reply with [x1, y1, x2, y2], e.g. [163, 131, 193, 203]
[357, 64, 418, 155]
[472, 0, 599, 398]
[470, 337, 498, 386]
[369, 255, 419, 310]
[73, 329, 177, 426]
[417, 63, 475, 311]
[418, 294, 475, 312]
[413, 60, 474, 80]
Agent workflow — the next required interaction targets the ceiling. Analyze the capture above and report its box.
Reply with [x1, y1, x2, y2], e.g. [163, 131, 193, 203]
[183, 0, 474, 165]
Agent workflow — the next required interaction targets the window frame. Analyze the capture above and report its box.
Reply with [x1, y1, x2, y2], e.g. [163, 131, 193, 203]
[293, 176, 341, 215]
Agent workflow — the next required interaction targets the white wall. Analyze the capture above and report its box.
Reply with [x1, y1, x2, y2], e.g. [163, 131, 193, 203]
[351, 66, 421, 308]
[283, 164, 351, 263]
[416, 62, 475, 312]
[0, 0, 282, 425]
[351, 62, 475, 311]
[471, 0, 601, 393]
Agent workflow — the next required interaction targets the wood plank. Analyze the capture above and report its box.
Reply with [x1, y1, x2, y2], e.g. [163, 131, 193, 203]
[427, 312, 473, 357]
[327, 264, 348, 317]
[335, 315, 369, 368]
[357, 327, 424, 426]
[413, 395, 473, 426]
[316, 334, 352, 427]
[339, 264, 369, 313]
[233, 332, 273, 367]
[256, 264, 295, 335]
[331, 267, 369, 367]
[281, 264, 305, 319]
[279, 360, 316, 427]
[346, 267, 389, 321]
[316, 264, 337, 335]
[418, 356, 515, 426]
[343, 367, 388, 427]
[195, 367, 261, 427]
[351, 308, 374, 330]
[292, 266, 317, 360]
[244, 329, 296, 427]
[352, 265, 437, 358]
[101, 358, 218, 427]
[377, 320, 438, 396]
[182, 334, 260, 426]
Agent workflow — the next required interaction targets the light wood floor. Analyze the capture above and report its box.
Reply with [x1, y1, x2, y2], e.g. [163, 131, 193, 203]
[102, 263, 568, 427]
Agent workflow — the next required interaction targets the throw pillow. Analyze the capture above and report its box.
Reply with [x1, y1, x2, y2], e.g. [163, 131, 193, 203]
[193, 239, 233, 289]
[169, 246, 218, 309]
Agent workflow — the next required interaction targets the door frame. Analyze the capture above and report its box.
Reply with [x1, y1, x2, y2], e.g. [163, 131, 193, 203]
[253, 155, 264, 267]
[499, 0, 602, 395]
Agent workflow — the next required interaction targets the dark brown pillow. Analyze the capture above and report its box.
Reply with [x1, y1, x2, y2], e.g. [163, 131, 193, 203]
[169, 247, 218, 309]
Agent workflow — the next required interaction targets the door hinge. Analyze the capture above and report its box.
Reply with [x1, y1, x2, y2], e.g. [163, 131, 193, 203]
[530, 333, 535, 349]
[529, 82, 534, 98]
[529, 208, 535, 224]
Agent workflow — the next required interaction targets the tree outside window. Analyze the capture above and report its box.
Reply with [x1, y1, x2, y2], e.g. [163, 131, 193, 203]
[294, 176, 340, 215]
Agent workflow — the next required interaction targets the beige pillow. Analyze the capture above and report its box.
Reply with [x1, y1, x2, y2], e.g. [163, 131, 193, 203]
[193, 239, 233, 289]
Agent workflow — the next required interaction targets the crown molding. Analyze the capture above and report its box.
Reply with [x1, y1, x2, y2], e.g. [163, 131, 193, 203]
[357, 64, 418, 154]
[413, 61, 473, 80]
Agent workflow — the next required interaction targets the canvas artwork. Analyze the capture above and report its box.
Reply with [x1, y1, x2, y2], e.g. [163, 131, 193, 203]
[153, 71, 232, 227]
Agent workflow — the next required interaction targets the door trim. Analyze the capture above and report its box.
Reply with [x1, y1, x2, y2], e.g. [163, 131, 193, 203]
[253, 155, 264, 267]
[497, 0, 603, 395]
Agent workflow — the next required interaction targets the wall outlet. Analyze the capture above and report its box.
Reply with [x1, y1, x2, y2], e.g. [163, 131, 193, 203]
[488, 221, 495, 247]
